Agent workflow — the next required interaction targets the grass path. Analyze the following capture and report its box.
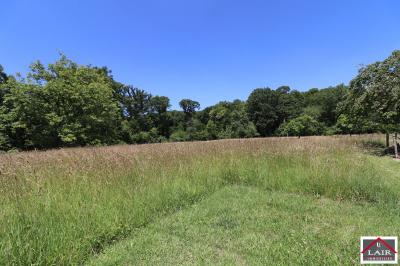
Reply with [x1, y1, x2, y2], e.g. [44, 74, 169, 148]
[88, 185, 400, 265]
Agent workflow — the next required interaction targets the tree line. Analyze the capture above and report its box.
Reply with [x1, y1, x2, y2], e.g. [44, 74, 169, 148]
[0, 51, 398, 151]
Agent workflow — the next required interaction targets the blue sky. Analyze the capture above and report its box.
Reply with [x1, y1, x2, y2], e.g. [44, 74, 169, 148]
[1, 0, 399, 109]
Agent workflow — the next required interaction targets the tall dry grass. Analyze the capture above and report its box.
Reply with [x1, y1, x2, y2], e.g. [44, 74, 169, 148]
[0, 134, 394, 265]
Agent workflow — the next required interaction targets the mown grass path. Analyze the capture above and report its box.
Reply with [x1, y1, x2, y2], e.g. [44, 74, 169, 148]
[89, 185, 400, 265]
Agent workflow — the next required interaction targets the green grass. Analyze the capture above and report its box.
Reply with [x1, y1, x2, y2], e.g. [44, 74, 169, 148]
[88, 185, 400, 265]
[1, 136, 400, 265]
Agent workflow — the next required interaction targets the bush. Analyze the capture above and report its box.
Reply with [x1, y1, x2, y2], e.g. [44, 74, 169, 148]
[169, 130, 189, 142]
[278, 115, 323, 137]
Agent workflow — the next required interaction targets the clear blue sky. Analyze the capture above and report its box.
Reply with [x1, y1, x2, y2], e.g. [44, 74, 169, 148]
[1, 0, 399, 109]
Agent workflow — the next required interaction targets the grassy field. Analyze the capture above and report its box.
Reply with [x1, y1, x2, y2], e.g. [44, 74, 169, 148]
[1, 135, 399, 265]
[89, 186, 400, 265]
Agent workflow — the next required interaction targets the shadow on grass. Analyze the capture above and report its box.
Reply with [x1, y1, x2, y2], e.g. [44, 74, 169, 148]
[360, 140, 398, 157]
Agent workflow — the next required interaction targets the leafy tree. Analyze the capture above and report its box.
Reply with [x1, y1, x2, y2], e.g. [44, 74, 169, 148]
[207, 103, 230, 139]
[333, 112, 380, 136]
[1, 51, 396, 151]
[302, 105, 323, 120]
[117, 86, 152, 130]
[247, 87, 303, 136]
[303, 85, 347, 126]
[150, 96, 169, 114]
[169, 129, 189, 142]
[278, 115, 322, 137]
[130, 127, 164, 144]
[0, 65, 7, 84]
[276, 85, 290, 94]
[344, 50, 400, 151]
[179, 99, 200, 131]
[169, 110, 185, 131]
[348, 51, 400, 129]
[179, 99, 200, 119]
[149, 96, 172, 137]
[186, 118, 208, 140]
[116, 87, 172, 143]
[334, 114, 354, 135]
[0, 65, 9, 106]
[247, 88, 280, 136]
[0, 55, 121, 149]
[276, 87, 304, 123]
[206, 100, 258, 139]
[0, 80, 47, 149]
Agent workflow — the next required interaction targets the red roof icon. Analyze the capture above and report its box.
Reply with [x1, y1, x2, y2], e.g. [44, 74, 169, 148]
[361, 237, 397, 254]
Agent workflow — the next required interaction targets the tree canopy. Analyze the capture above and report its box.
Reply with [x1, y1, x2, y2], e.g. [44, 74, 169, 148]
[278, 115, 322, 137]
[0, 56, 121, 149]
[0, 50, 398, 151]
[344, 50, 400, 133]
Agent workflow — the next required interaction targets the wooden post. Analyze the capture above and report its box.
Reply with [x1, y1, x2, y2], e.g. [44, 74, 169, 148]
[386, 132, 390, 148]
[395, 133, 398, 159]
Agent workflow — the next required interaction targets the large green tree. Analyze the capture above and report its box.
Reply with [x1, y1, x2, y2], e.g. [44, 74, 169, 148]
[303, 85, 347, 126]
[179, 98, 200, 130]
[0, 55, 121, 149]
[276, 86, 304, 123]
[0, 80, 46, 149]
[117, 86, 153, 143]
[150, 96, 172, 137]
[247, 88, 280, 136]
[179, 99, 200, 118]
[247, 87, 303, 136]
[206, 100, 258, 139]
[345, 50, 400, 153]
[117, 86, 152, 128]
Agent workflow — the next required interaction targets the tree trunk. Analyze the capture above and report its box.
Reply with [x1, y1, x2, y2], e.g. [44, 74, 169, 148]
[395, 133, 398, 159]
[386, 132, 390, 147]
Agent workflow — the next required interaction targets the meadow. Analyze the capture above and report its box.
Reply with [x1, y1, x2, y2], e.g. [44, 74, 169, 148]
[1, 135, 399, 265]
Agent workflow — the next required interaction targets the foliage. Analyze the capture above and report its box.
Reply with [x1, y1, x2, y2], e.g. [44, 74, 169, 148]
[179, 99, 200, 115]
[247, 87, 305, 136]
[247, 88, 280, 136]
[334, 114, 354, 135]
[303, 85, 347, 126]
[150, 96, 172, 137]
[0, 56, 121, 149]
[1, 50, 399, 150]
[169, 129, 189, 142]
[206, 100, 258, 139]
[278, 114, 322, 137]
[344, 50, 400, 133]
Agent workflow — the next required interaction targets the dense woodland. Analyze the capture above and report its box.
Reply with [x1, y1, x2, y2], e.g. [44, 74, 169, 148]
[0, 50, 399, 151]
